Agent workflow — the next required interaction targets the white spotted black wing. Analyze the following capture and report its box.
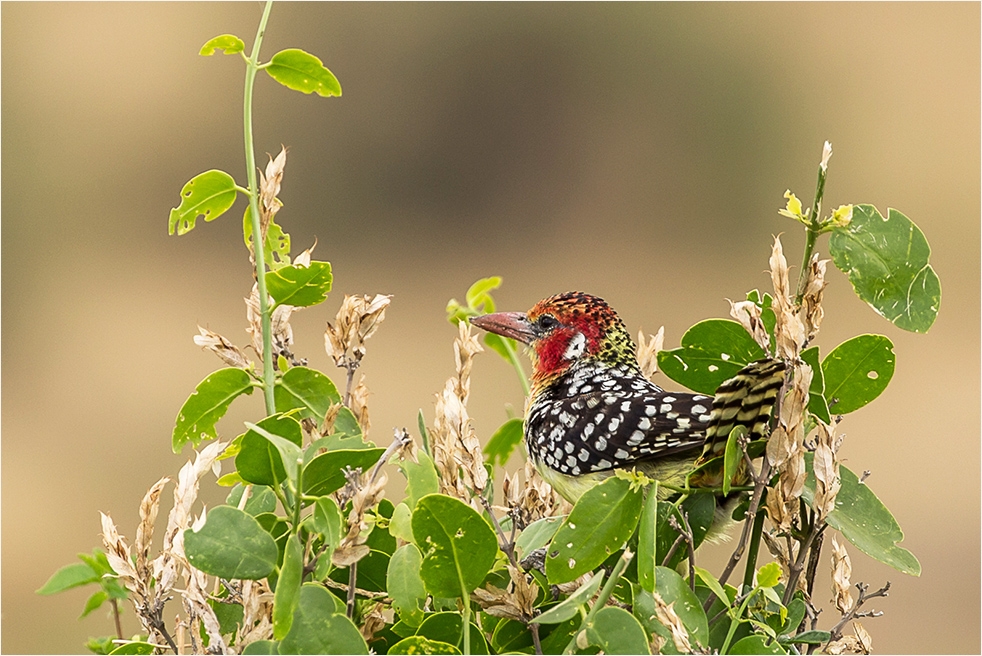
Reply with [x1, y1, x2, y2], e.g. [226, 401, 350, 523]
[525, 373, 712, 476]
[525, 358, 787, 477]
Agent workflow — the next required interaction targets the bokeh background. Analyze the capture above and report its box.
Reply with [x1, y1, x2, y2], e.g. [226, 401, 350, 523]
[2, 3, 978, 653]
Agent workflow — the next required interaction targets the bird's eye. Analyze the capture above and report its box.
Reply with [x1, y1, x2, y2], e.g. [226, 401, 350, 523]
[537, 314, 559, 331]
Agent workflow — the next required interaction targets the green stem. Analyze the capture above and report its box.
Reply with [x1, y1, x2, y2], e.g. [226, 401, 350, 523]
[741, 507, 767, 592]
[720, 585, 760, 654]
[244, 0, 277, 415]
[461, 601, 471, 656]
[562, 549, 635, 655]
[795, 158, 829, 304]
[500, 337, 531, 397]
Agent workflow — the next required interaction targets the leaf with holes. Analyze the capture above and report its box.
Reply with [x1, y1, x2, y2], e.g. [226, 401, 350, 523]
[829, 204, 941, 333]
[266, 261, 333, 308]
[821, 335, 895, 414]
[412, 494, 498, 598]
[244, 210, 291, 271]
[635, 567, 709, 649]
[266, 48, 342, 97]
[802, 454, 920, 576]
[168, 170, 238, 236]
[545, 477, 643, 584]
[199, 34, 245, 56]
[172, 368, 253, 453]
[657, 319, 766, 394]
[273, 366, 340, 421]
[183, 506, 278, 580]
[730, 635, 787, 654]
[389, 636, 461, 655]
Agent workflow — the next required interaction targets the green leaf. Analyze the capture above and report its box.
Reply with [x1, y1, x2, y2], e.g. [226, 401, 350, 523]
[784, 630, 831, 645]
[37, 561, 99, 595]
[169, 170, 238, 236]
[483, 418, 524, 469]
[465, 276, 502, 311]
[635, 567, 710, 648]
[416, 613, 489, 654]
[729, 635, 786, 654]
[390, 502, 415, 544]
[241, 640, 278, 654]
[412, 494, 499, 598]
[482, 332, 519, 363]
[183, 506, 278, 580]
[515, 516, 564, 560]
[266, 48, 342, 97]
[399, 450, 440, 508]
[637, 485, 659, 593]
[657, 319, 767, 394]
[802, 454, 920, 575]
[225, 484, 277, 516]
[388, 544, 426, 626]
[545, 477, 643, 584]
[389, 636, 461, 655]
[308, 496, 343, 554]
[80, 590, 108, 618]
[172, 368, 253, 453]
[722, 426, 747, 496]
[280, 583, 368, 654]
[244, 210, 291, 271]
[801, 346, 831, 423]
[244, 421, 303, 486]
[821, 335, 895, 414]
[302, 448, 386, 497]
[757, 562, 782, 588]
[273, 535, 303, 640]
[274, 366, 340, 421]
[199, 34, 245, 56]
[236, 414, 304, 486]
[531, 571, 603, 624]
[829, 204, 941, 333]
[694, 567, 730, 611]
[585, 606, 651, 655]
[266, 261, 333, 308]
[107, 642, 157, 655]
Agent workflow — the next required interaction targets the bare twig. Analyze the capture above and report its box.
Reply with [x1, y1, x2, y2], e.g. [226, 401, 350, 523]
[825, 582, 891, 646]
[110, 598, 124, 641]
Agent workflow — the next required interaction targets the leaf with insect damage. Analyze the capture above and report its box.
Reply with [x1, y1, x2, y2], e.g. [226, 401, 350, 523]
[169, 170, 238, 235]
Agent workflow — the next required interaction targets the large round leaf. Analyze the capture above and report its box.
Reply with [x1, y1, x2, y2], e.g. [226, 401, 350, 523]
[184, 506, 278, 580]
[585, 606, 651, 654]
[545, 476, 643, 584]
[168, 170, 238, 236]
[279, 584, 367, 654]
[302, 448, 386, 497]
[657, 319, 766, 394]
[273, 366, 340, 421]
[821, 335, 895, 414]
[235, 414, 303, 486]
[829, 204, 940, 333]
[412, 494, 498, 598]
[172, 368, 253, 453]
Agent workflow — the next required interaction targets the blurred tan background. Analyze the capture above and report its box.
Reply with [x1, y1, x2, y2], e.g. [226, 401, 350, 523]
[2, 3, 978, 653]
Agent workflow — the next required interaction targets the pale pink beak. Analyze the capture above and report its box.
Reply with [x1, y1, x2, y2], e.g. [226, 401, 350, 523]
[470, 312, 536, 345]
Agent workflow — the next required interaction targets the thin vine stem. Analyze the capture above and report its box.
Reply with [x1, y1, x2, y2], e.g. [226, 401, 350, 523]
[499, 336, 531, 397]
[795, 149, 830, 304]
[243, 0, 277, 415]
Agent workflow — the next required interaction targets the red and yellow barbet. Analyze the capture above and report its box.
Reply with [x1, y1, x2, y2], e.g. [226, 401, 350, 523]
[471, 291, 785, 510]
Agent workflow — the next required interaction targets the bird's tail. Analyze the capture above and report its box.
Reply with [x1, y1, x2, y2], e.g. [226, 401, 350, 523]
[698, 358, 787, 463]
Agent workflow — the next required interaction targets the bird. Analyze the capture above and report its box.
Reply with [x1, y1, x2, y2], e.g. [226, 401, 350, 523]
[470, 291, 786, 511]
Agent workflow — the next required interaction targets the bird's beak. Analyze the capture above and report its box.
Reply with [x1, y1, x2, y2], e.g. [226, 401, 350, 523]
[470, 312, 535, 345]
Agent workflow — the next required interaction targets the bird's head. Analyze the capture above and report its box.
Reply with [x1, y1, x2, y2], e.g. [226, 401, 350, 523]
[470, 291, 638, 388]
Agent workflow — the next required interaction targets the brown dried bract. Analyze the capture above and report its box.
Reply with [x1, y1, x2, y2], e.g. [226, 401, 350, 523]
[637, 327, 665, 381]
[193, 326, 251, 369]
